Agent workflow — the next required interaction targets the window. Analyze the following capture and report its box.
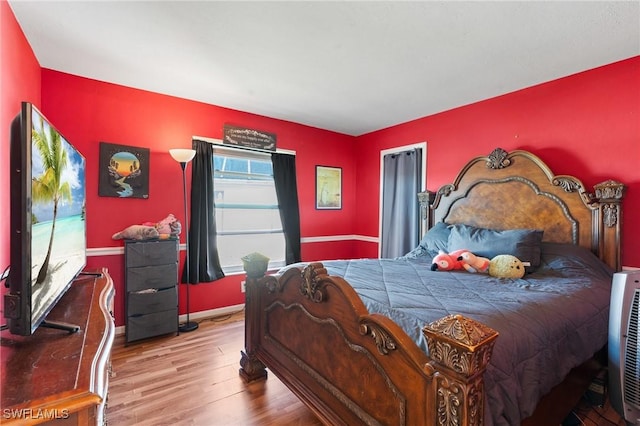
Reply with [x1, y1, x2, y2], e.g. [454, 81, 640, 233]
[213, 148, 285, 273]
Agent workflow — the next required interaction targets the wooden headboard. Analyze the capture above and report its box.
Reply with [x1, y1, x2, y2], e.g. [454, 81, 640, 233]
[419, 148, 625, 271]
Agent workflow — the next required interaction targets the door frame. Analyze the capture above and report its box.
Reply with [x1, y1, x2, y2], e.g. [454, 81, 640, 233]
[378, 142, 427, 258]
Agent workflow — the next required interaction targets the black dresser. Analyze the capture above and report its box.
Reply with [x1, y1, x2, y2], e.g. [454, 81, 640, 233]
[124, 239, 179, 343]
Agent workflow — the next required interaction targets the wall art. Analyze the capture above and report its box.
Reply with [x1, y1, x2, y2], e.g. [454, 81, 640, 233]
[315, 165, 342, 210]
[98, 142, 150, 199]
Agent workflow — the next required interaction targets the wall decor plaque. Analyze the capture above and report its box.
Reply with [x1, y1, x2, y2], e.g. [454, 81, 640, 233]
[223, 124, 276, 151]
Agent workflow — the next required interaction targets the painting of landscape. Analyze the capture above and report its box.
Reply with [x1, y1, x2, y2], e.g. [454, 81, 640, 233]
[98, 142, 149, 198]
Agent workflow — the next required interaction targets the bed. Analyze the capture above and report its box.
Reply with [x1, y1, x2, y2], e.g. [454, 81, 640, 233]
[239, 147, 625, 426]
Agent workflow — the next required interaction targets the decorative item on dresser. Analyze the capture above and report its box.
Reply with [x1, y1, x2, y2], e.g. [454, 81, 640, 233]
[1, 269, 114, 425]
[169, 148, 199, 332]
[124, 239, 179, 343]
[240, 147, 625, 426]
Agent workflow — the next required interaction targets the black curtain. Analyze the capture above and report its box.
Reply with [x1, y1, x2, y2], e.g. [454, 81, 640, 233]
[185, 140, 225, 283]
[271, 152, 301, 264]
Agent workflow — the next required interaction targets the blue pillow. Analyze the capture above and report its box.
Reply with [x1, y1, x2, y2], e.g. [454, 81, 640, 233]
[419, 221, 451, 252]
[447, 223, 543, 270]
[398, 222, 450, 260]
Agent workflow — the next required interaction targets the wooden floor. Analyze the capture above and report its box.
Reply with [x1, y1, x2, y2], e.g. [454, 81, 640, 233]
[107, 310, 626, 426]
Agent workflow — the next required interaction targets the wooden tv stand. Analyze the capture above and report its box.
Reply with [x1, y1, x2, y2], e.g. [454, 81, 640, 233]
[1, 268, 114, 425]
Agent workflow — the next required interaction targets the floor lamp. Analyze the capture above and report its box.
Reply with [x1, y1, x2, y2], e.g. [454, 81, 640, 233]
[169, 148, 198, 332]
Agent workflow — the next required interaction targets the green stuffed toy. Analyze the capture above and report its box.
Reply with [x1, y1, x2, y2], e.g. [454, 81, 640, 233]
[488, 254, 528, 279]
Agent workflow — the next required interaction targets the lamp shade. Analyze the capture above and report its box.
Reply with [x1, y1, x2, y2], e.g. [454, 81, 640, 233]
[169, 148, 196, 163]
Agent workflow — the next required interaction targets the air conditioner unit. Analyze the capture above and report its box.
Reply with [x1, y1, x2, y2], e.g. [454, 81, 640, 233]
[609, 270, 640, 424]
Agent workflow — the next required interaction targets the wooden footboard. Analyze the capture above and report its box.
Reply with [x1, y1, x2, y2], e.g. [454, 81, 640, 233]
[240, 256, 498, 426]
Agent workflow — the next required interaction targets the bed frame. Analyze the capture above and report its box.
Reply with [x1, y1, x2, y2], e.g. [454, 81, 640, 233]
[240, 147, 625, 426]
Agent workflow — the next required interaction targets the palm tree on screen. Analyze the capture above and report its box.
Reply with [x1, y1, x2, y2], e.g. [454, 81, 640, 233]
[32, 116, 72, 284]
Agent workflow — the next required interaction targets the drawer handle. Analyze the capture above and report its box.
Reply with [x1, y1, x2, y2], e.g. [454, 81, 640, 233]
[133, 288, 158, 295]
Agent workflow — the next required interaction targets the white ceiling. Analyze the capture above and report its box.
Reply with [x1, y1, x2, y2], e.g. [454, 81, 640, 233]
[8, 1, 640, 136]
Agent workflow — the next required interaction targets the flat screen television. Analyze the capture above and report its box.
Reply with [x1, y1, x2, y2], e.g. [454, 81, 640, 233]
[3, 102, 87, 336]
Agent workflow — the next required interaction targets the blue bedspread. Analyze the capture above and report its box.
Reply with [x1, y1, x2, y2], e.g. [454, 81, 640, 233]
[304, 243, 613, 425]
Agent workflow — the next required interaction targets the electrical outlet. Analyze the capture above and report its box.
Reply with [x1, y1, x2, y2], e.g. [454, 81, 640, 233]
[241, 280, 246, 293]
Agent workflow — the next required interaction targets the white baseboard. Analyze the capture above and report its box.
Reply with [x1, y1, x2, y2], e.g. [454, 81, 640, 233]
[114, 303, 245, 336]
[88, 235, 379, 257]
[179, 303, 245, 323]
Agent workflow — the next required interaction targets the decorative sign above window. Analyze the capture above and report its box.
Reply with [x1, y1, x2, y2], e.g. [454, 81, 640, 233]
[223, 124, 277, 151]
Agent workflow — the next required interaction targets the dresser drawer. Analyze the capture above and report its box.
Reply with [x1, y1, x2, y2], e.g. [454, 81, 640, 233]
[126, 309, 178, 342]
[125, 239, 178, 268]
[127, 287, 177, 316]
[127, 263, 177, 292]
[124, 239, 179, 344]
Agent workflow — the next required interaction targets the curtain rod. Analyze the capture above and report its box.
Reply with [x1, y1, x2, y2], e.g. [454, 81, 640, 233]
[192, 135, 296, 156]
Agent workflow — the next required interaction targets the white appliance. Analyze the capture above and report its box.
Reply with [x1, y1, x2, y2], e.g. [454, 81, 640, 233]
[609, 270, 640, 424]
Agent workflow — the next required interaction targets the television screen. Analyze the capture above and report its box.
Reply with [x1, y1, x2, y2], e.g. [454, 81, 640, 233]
[4, 102, 87, 335]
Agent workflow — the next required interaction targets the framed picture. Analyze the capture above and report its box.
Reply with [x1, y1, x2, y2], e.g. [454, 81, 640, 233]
[315, 165, 342, 210]
[98, 142, 150, 199]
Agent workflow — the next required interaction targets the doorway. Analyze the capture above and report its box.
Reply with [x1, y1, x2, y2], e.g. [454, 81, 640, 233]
[379, 142, 426, 258]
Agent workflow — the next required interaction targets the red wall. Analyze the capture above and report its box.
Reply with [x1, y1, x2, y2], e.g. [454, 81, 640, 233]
[0, 0, 41, 269]
[3, 1, 639, 327]
[40, 70, 356, 325]
[354, 57, 640, 267]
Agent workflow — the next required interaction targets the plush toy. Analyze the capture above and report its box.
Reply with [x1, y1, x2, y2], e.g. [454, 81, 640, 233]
[112, 224, 160, 240]
[142, 213, 182, 238]
[458, 252, 490, 273]
[488, 254, 529, 279]
[156, 213, 181, 235]
[430, 249, 469, 271]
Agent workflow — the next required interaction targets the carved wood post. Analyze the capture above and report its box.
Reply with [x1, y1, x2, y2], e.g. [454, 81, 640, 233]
[594, 180, 625, 271]
[423, 315, 499, 426]
[417, 191, 435, 237]
[239, 252, 270, 382]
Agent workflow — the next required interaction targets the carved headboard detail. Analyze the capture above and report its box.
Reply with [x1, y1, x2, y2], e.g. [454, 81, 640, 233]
[418, 148, 625, 271]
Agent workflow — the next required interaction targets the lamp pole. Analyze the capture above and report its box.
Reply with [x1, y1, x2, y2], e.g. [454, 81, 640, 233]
[169, 149, 198, 332]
